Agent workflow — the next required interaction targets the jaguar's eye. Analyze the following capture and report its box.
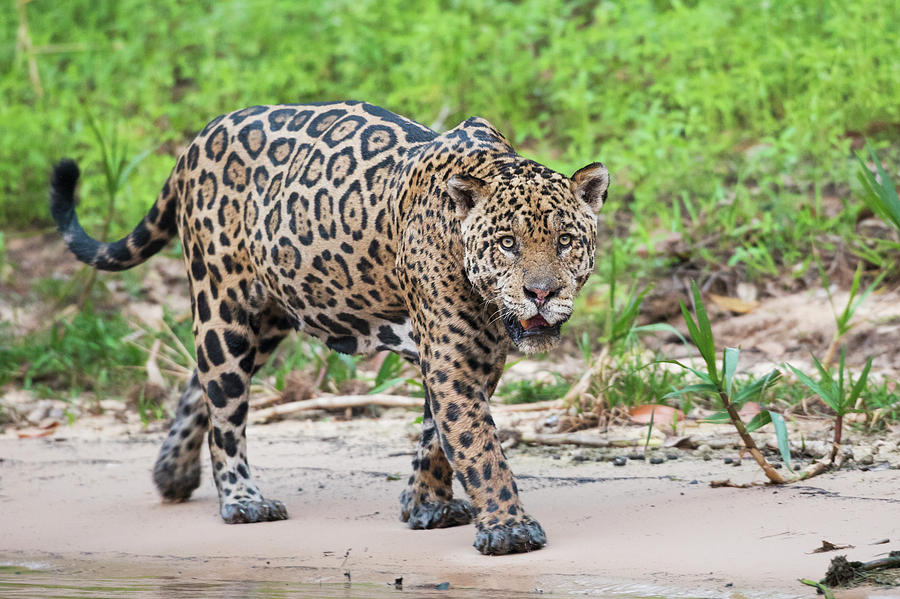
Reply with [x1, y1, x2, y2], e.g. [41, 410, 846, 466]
[559, 233, 572, 247]
[499, 235, 516, 250]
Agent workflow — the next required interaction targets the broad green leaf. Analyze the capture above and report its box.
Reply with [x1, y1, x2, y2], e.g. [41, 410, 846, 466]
[503, 358, 525, 372]
[701, 410, 731, 424]
[857, 154, 896, 228]
[374, 352, 404, 386]
[868, 140, 899, 203]
[787, 363, 837, 412]
[769, 411, 792, 471]
[678, 298, 719, 386]
[663, 382, 719, 399]
[689, 281, 718, 377]
[745, 410, 772, 433]
[656, 359, 714, 384]
[631, 323, 688, 346]
[368, 377, 407, 395]
[838, 348, 846, 399]
[858, 141, 900, 232]
[723, 347, 739, 397]
[842, 265, 889, 342]
[800, 578, 836, 599]
[848, 357, 873, 406]
[734, 369, 782, 404]
[810, 353, 832, 383]
[679, 299, 704, 350]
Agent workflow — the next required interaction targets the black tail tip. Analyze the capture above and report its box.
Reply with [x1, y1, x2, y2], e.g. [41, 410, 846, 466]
[50, 158, 81, 226]
[51, 158, 80, 195]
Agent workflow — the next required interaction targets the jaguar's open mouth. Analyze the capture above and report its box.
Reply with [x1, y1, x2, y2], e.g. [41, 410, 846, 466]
[502, 313, 564, 345]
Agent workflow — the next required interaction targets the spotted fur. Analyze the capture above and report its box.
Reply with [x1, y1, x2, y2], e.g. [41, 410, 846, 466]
[50, 101, 609, 555]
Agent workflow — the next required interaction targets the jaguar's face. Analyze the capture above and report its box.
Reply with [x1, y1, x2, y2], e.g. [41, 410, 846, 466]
[448, 161, 609, 354]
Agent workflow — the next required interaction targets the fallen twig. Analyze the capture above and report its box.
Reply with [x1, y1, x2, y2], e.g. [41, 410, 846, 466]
[858, 553, 900, 573]
[516, 430, 661, 448]
[710, 479, 762, 489]
[496, 399, 565, 412]
[248, 394, 285, 410]
[251, 394, 422, 423]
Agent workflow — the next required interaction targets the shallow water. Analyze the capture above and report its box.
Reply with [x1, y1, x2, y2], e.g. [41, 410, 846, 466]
[0, 564, 727, 599]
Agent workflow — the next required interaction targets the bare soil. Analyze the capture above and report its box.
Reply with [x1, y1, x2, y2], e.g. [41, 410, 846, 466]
[1, 409, 900, 598]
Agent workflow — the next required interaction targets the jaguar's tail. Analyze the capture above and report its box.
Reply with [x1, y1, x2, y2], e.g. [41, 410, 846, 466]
[50, 158, 179, 271]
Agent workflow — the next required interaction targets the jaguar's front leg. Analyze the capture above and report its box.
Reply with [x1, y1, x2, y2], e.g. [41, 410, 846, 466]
[417, 337, 546, 555]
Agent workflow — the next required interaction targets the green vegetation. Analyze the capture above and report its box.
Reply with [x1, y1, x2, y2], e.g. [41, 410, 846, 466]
[3, 0, 900, 432]
[667, 281, 788, 476]
[788, 349, 872, 462]
[0, 306, 145, 395]
[5, 1, 900, 255]
[499, 374, 570, 405]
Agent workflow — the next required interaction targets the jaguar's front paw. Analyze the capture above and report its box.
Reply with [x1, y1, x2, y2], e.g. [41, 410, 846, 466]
[400, 491, 474, 529]
[474, 515, 546, 555]
[220, 498, 288, 524]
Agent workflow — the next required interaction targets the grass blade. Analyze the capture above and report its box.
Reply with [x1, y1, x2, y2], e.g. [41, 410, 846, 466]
[723, 346, 739, 397]
[656, 359, 714, 385]
[745, 410, 772, 433]
[689, 281, 718, 377]
[679, 299, 703, 349]
[856, 142, 900, 231]
[644, 407, 655, 452]
[769, 410, 792, 471]
[663, 382, 719, 399]
[786, 363, 836, 412]
[701, 410, 731, 424]
[631, 323, 688, 345]
[734, 369, 782, 404]
[799, 578, 835, 599]
[848, 357, 873, 406]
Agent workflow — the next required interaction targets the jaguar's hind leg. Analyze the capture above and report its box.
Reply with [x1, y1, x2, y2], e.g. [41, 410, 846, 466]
[195, 301, 294, 524]
[153, 371, 207, 501]
[153, 312, 291, 506]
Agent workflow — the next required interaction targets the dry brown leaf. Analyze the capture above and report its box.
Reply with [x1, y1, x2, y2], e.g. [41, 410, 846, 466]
[811, 540, 854, 554]
[17, 422, 59, 439]
[629, 404, 684, 425]
[708, 293, 761, 314]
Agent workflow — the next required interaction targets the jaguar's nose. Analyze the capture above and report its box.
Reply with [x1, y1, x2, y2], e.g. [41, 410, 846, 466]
[523, 281, 561, 307]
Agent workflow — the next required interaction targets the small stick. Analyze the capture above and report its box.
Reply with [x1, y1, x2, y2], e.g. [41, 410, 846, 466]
[494, 399, 565, 412]
[517, 431, 661, 448]
[251, 394, 422, 423]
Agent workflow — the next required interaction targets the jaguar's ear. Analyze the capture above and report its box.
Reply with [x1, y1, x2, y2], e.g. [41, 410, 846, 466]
[446, 174, 489, 219]
[571, 162, 610, 212]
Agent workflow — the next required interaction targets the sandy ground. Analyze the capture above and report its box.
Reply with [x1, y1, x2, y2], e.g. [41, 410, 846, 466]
[1, 411, 899, 599]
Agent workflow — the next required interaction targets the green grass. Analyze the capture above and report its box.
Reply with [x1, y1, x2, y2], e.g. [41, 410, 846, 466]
[498, 373, 571, 405]
[4, 1, 900, 250]
[0, 306, 145, 395]
[4, 0, 900, 420]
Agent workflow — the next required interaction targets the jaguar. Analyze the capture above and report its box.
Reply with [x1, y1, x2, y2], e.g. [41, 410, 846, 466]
[50, 101, 609, 555]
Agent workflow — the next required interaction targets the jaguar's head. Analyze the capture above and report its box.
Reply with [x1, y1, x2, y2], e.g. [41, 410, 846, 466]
[448, 160, 609, 354]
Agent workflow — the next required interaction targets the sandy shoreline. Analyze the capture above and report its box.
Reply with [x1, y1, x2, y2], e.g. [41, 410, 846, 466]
[2, 412, 899, 598]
